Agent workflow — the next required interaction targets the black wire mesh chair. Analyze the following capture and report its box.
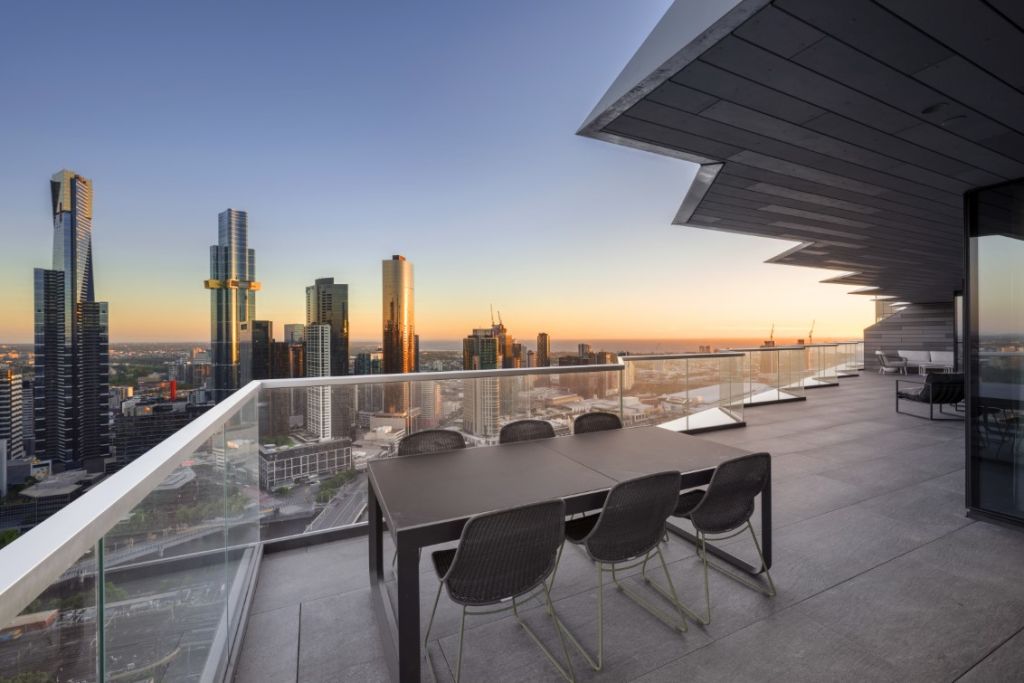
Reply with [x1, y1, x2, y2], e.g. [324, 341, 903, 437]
[895, 373, 965, 421]
[392, 429, 467, 566]
[499, 419, 556, 444]
[573, 411, 623, 435]
[397, 429, 467, 456]
[670, 453, 775, 625]
[554, 471, 687, 672]
[424, 499, 576, 683]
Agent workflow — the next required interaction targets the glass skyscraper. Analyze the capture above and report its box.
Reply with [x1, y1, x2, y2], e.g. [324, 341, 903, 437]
[206, 209, 258, 403]
[33, 170, 110, 464]
[382, 255, 415, 414]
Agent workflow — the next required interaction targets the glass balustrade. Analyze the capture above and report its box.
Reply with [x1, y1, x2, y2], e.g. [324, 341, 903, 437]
[729, 346, 808, 406]
[258, 366, 625, 537]
[803, 343, 840, 388]
[620, 353, 744, 433]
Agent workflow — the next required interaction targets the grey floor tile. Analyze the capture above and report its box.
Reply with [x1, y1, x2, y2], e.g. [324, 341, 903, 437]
[634, 610, 902, 683]
[793, 547, 1024, 680]
[233, 603, 299, 683]
[957, 627, 1024, 682]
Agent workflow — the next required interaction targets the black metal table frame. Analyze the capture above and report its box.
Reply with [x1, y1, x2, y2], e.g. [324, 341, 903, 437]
[368, 455, 771, 682]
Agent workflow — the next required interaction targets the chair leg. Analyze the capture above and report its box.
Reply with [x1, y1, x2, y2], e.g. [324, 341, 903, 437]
[512, 592, 577, 683]
[424, 582, 444, 647]
[676, 523, 777, 626]
[455, 607, 467, 683]
[552, 563, 604, 671]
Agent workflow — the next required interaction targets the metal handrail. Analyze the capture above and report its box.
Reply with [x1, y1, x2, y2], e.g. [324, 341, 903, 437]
[621, 352, 744, 360]
[0, 362, 627, 626]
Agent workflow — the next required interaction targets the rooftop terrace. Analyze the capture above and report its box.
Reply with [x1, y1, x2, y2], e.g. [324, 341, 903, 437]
[233, 372, 1021, 682]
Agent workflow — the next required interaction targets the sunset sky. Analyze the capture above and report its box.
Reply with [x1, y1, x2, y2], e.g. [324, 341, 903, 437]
[0, 1, 872, 344]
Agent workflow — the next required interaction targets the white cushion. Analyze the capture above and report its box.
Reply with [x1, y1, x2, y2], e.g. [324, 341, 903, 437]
[899, 350, 931, 363]
[930, 351, 954, 364]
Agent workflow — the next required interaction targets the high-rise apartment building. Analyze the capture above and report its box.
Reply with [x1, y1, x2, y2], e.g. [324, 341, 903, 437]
[248, 321, 274, 380]
[537, 333, 551, 367]
[463, 328, 501, 437]
[33, 170, 110, 464]
[206, 209, 258, 403]
[306, 278, 349, 376]
[305, 323, 332, 440]
[382, 255, 414, 413]
[354, 349, 384, 417]
[0, 367, 24, 460]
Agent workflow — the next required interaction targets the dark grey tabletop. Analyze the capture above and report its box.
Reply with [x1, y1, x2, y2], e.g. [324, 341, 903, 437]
[542, 426, 748, 482]
[369, 439, 616, 531]
[368, 426, 752, 532]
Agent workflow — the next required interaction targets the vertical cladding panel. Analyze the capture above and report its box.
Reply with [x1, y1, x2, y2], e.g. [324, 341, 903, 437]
[863, 302, 955, 368]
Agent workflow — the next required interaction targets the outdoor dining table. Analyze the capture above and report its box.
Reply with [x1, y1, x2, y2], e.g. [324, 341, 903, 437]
[367, 425, 769, 682]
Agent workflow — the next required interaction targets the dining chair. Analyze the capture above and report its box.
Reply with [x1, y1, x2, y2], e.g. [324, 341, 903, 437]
[392, 429, 467, 567]
[499, 419, 556, 444]
[424, 499, 576, 683]
[397, 429, 466, 456]
[670, 452, 775, 625]
[554, 471, 687, 671]
[573, 411, 623, 435]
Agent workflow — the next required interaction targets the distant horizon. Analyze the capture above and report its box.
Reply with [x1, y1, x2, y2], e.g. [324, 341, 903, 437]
[2, 334, 862, 352]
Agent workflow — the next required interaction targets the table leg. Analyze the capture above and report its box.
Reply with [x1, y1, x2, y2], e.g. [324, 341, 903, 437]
[396, 537, 422, 682]
[368, 477, 383, 580]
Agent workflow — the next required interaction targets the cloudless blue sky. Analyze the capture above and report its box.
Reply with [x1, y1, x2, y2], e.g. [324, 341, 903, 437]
[0, 1, 870, 344]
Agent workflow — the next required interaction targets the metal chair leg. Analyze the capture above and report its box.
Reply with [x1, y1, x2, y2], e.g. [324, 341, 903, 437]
[512, 593, 577, 682]
[424, 582, 444, 646]
[551, 563, 604, 671]
[454, 607, 468, 683]
[619, 549, 688, 634]
[675, 523, 776, 626]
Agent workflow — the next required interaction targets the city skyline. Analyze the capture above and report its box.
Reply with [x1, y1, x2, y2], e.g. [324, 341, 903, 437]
[0, 2, 873, 345]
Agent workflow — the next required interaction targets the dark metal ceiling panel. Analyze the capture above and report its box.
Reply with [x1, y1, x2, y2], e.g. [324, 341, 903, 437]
[580, 0, 1023, 303]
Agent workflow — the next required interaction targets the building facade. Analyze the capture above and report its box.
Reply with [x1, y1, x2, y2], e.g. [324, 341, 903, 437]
[0, 368, 23, 460]
[33, 170, 110, 465]
[206, 209, 258, 403]
[537, 332, 551, 367]
[463, 328, 501, 438]
[382, 255, 415, 413]
[305, 323, 332, 440]
[306, 278, 349, 377]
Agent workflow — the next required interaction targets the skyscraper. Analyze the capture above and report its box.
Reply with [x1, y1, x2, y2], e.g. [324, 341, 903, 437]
[249, 320, 274, 380]
[206, 209, 258, 403]
[382, 255, 414, 413]
[382, 255, 415, 374]
[0, 367, 24, 460]
[305, 323, 332, 440]
[463, 328, 501, 438]
[306, 278, 349, 376]
[537, 333, 551, 368]
[33, 170, 110, 464]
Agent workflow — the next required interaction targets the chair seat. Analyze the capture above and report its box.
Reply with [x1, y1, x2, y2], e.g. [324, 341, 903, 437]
[431, 548, 456, 579]
[897, 388, 926, 401]
[673, 489, 706, 517]
[565, 514, 600, 543]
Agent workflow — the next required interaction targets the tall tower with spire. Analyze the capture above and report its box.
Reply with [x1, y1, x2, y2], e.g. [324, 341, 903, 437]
[34, 170, 110, 464]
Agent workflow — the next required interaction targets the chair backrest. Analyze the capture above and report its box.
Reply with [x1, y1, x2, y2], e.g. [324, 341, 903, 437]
[397, 429, 467, 456]
[443, 499, 566, 606]
[574, 411, 623, 435]
[689, 453, 770, 534]
[583, 471, 680, 563]
[925, 372, 964, 405]
[876, 351, 903, 367]
[499, 419, 556, 444]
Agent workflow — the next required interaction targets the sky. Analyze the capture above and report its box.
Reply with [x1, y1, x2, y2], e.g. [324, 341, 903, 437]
[0, 1, 872, 345]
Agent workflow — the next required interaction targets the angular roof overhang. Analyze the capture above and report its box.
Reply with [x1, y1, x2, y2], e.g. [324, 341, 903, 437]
[581, 0, 1024, 303]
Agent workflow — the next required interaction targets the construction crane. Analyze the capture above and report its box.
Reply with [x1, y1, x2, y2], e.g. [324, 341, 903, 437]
[808, 320, 815, 345]
[769, 322, 774, 343]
